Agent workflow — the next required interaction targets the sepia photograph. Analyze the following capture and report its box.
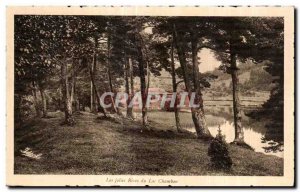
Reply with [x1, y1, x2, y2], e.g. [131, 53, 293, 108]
[6, 6, 294, 187]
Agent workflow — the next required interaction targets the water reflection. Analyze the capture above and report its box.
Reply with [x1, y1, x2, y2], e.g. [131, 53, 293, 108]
[184, 106, 283, 158]
[209, 120, 283, 158]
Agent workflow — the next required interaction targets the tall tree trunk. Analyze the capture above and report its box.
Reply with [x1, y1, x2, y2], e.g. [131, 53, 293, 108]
[172, 24, 192, 94]
[170, 37, 182, 132]
[39, 87, 47, 118]
[135, 33, 148, 128]
[230, 50, 244, 143]
[129, 57, 135, 118]
[90, 37, 98, 113]
[92, 48, 97, 112]
[144, 40, 151, 123]
[145, 59, 150, 98]
[107, 34, 118, 114]
[87, 59, 107, 117]
[75, 98, 80, 111]
[58, 85, 63, 111]
[90, 58, 94, 113]
[61, 62, 74, 125]
[125, 57, 133, 118]
[72, 66, 79, 112]
[190, 32, 211, 138]
[32, 81, 41, 117]
[71, 62, 76, 110]
[173, 24, 211, 138]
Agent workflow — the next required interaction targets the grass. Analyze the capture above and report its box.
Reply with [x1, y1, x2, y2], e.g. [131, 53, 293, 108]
[148, 110, 226, 131]
[14, 111, 283, 176]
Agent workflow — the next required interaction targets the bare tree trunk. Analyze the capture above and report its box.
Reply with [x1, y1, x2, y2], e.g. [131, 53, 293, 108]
[135, 33, 148, 128]
[129, 57, 134, 118]
[142, 34, 151, 126]
[61, 62, 74, 125]
[72, 70, 79, 112]
[172, 24, 191, 93]
[58, 85, 63, 111]
[170, 37, 182, 132]
[146, 59, 150, 98]
[190, 32, 212, 138]
[90, 58, 94, 113]
[125, 57, 133, 118]
[71, 62, 76, 111]
[92, 48, 98, 112]
[230, 51, 244, 143]
[39, 87, 47, 118]
[32, 81, 41, 117]
[87, 59, 107, 117]
[107, 34, 118, 114]
[173, 24, 211, 139]
[75, 98, 80, 111]
[90, 38, 99, 113]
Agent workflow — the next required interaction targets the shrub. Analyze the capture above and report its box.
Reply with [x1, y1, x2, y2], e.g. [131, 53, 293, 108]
[208, 126, 233, 170]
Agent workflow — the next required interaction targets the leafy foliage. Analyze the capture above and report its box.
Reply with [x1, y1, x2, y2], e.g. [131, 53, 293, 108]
[14, 15, 284, 144]
[208, 127, 233, 170]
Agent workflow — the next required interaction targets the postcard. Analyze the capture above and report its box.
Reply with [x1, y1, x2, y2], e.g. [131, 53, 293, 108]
[6, 6, 294, 187]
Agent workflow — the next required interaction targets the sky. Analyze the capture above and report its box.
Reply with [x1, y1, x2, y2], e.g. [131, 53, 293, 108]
[145, 26, 222, 73]
[198, 48, 222, 73]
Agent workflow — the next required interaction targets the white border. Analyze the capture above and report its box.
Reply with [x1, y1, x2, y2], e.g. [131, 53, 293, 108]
[1, 2, 297, 190]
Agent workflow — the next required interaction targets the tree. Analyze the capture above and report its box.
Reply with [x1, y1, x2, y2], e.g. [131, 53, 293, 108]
[208, 17, 260, 144]
[106, 17, 138, 118]
[39, 16, 106, 124]
[209, 17, 284, 146]
[208, 125, 233, 170]
[120, 16, 152, 128]
[150, 17, 215, 137]
[15, 16, 57, 120]
[170, 37, 183, 132]
[246, 18, 284, 151]
[150, 26, 183, 132]
[171, 18, 212, 139]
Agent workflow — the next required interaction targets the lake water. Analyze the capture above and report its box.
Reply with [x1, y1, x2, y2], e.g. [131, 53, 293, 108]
[182, 106, 284, 158]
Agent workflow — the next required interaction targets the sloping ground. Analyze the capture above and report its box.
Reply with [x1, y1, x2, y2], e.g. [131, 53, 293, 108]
[14, 111, 283, 176]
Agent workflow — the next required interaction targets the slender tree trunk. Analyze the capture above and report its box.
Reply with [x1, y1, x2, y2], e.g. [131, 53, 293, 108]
[90, 38, 99, 113]
[172, 24, 191, 94]
[173, 24, 211, 138]
[75, 99, 79, 111]
[125, 57, 133, 118]
[135, 33, 148, 128]
[142, 34, 151, 125]
[230, 51, 244, 143]
[90, 58, 94, 113]
[146, 59, 150, 98]
[92, 47, 98, 112]
[72, 66, 80, 112]
[87, 59, 107, 117]
[71, 78, 74, 105]
[170, 37, 182, 132]
[71, 62, 76, 111]
[190, 32, 211, 138]
[32, 81, 41, 117]
[129, 57, 135, 118]
[58, 85, 63, 111]
[61, 62, 74, 125]
[144, 41, 150, 123]
[107, 34, 118, 114]
[39, 87, 47, 118]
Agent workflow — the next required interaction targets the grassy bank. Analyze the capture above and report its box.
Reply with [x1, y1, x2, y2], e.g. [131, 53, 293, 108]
[14, 111, 283, 176]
